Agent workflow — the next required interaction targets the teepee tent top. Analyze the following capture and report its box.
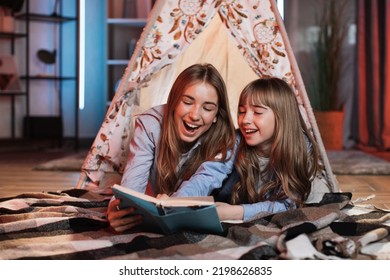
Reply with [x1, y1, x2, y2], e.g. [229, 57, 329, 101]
[78, 0, 339, 193]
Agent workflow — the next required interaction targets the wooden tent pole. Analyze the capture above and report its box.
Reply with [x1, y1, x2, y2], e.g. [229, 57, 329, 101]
[269, 0, 339, 192]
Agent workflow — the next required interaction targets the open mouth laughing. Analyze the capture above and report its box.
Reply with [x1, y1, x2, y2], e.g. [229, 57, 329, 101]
[243, 128, 258, 134]
[183, 121, 200, 132]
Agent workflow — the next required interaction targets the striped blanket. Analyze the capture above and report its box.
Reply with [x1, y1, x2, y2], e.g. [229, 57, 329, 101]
[1, 189, 389, 260]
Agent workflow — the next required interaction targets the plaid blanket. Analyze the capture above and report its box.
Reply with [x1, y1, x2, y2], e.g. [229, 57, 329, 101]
[1, 190, 389, 260]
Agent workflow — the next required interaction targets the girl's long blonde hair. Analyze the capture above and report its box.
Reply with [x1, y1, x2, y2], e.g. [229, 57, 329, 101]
[232, 77, 323, 207]
[156, 63, 236, 195]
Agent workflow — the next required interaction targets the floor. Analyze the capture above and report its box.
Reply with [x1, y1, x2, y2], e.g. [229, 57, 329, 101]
[0, 141, 389, 211]
[0, 139, 87, 197]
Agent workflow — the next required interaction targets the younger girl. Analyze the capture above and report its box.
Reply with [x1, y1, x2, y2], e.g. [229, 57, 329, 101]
[108, 63, 237, 232]
[216, 77, 330, 221]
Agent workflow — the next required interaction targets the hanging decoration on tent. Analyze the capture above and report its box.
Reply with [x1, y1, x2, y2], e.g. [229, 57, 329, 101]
[168, 0, 207, 42]
[252, 19, 284, 71]
[218, 0, 247, 26]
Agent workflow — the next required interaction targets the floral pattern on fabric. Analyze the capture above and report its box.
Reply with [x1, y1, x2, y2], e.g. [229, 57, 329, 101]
[218, 0, 294, 85]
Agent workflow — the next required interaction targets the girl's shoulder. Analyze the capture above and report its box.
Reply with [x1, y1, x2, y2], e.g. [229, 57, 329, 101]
[136, 104, 166, 127]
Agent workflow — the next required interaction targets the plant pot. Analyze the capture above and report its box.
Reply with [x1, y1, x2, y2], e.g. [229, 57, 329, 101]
[314, 111, 344, 150]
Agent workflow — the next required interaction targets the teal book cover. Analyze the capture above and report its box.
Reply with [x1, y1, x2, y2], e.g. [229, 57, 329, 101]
[112, 184, 223, 235]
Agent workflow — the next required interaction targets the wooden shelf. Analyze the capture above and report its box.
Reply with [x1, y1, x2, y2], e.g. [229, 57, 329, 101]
[1, 0, 80, 144]
[0, 32, 27, 39]
[21, 76, 77, 80]
[107, 18, 146, 27]
[16, 13, 76, 23]
[0, 91, 26, 96]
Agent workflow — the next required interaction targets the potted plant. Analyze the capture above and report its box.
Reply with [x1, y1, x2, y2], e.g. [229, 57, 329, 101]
[308, 0, 350, 150]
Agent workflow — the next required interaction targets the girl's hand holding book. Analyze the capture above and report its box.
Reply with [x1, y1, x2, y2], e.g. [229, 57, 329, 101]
[107, 198, 143, 233]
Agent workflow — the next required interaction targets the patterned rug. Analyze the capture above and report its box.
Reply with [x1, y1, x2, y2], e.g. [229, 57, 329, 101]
[327, 150, 390, 175]
[33, 150, 87, 172]
[1, 190, 389, 260]
[34, 150, 390, 175]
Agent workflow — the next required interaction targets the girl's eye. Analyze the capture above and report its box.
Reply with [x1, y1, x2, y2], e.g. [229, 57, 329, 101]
[203, 106, 216, 112]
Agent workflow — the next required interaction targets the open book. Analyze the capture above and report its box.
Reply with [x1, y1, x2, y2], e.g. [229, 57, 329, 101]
[112, 184, 223, 234]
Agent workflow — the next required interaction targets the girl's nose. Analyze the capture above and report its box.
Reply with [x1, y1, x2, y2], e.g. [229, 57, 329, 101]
[189, 106, 200, 120]
[242, 111, 252, 124]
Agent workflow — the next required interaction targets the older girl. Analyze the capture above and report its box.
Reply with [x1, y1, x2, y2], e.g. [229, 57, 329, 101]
[108, 63, 237, 232]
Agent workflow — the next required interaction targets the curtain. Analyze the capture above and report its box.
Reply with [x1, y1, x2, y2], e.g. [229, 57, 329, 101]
[354, 0, 390, 149]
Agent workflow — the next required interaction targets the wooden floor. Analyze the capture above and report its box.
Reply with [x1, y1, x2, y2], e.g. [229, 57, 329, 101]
[0, 144, 389, 210]
[0, 148, 84, 197]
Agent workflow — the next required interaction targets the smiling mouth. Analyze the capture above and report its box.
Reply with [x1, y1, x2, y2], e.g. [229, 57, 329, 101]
[244, 129, 258, 134]
[183, 121, 200, 132]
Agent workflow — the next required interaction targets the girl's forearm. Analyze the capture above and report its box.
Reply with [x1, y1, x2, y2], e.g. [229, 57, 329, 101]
[217, 204, 244, 221]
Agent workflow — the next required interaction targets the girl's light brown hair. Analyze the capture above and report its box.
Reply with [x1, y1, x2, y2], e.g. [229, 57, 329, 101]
[156, 63, 236, 195]
[232, 77, 323, 207]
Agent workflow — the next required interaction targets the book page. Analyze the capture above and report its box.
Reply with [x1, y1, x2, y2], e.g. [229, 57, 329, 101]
[112, 184, 214, 208]
[221, 219, 244, 224]
[112, 184, 223, 234]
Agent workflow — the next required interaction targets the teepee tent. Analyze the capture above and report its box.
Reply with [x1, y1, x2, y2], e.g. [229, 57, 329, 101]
[77, 0, 339, 193]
